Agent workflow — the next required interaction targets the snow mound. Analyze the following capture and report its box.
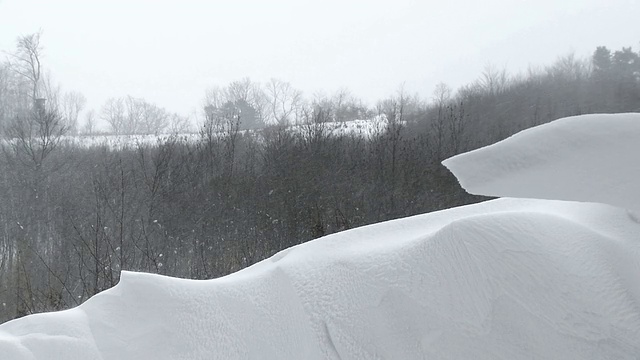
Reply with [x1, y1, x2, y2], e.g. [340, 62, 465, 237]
[1, 198, 639, 359]
[443, 113, 640, 214]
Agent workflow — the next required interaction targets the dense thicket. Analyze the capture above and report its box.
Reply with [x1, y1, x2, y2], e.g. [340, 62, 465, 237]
[0, 45, 638, 322]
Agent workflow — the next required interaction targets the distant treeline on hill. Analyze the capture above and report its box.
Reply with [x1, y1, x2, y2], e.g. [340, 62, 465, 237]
[0, 42, 638, 322]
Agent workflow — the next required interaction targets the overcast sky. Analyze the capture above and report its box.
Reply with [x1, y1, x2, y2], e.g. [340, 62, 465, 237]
[1, 0, 639, 122]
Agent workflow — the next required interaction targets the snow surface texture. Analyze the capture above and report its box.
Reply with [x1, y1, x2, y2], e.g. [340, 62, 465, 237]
[1, 113, 640, 359]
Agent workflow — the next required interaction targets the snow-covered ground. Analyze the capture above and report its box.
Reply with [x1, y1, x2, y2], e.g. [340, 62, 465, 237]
[59, 132, 201, 150]
[1, 113, 639, 359]
[57, 116, 391, 150]
[287, 115, 398, 138]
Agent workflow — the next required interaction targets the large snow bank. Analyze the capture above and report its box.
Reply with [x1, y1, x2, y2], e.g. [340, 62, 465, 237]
[443, 113, 640, 215]
[1, 113, 640, 359]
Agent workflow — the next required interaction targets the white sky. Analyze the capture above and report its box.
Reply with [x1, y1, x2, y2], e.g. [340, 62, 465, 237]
[1, 0, 639, 122]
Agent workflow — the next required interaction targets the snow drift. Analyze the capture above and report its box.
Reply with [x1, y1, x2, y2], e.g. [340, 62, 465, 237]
[1, 113, 640, 359]
[443, 113, 640, 215]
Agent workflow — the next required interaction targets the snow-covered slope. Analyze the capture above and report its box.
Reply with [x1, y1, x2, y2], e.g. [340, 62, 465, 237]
[443, 113, 640, 215]
[1, 113, 640, 360]
[55, 116, 389, 150]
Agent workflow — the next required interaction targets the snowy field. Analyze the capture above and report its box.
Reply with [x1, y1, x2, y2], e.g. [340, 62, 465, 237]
[0, 113, 639, 359]
[54, 116, 392, 150]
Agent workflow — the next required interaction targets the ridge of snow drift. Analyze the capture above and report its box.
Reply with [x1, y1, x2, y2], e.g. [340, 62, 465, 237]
[443, 113, 640, 214]
[1, 199, 639, 359]
[1, 113, 640, 359]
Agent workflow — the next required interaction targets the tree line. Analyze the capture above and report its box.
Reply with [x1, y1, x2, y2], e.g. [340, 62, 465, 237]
[0, 33, 638, 322]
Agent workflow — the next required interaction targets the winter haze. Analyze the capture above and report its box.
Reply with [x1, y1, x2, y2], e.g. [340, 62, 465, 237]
[1, 1, 640, 359]
[0, 0, 638, 118]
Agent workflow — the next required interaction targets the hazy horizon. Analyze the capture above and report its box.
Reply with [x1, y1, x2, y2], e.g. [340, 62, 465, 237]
[1, 0, 639, 122]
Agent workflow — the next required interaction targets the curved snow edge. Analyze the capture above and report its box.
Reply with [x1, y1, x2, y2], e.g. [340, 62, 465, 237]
[443, 113, 640, 214]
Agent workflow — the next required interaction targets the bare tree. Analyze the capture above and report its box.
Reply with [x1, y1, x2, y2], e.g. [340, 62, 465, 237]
[230, 78, 268, 127]
[332, 88, 368, 122]
[40, 72, 62, 114]
[0, 63, 12, 134]
[123, 95, 144, 134]
[201, 100, 242, 182]
[136, 98, 169, 135]
[60, 91, 86, 135]
[546, 53, 590, 82]
[226, 78, 252, 103]
[6, 106, 67, 169]
[477, 64, 509, 95]
[101, 96, 171, 135]
[430, 82, 452, 157]
[81, 109, 96, 135]
[1, 32, 74, 318]
[167, 113, 191, 134]
[4, 32, 67, 167]
[432, 82, 452, 109]
[265, 78, 302, 125]
[299, 101, 331, 147]
[0, 33, 46, 135]
[101, 97, 126, 135]
[204, 78, 267, 129]
[7, 32, 43, 101]
[203, 86, 226, 110]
